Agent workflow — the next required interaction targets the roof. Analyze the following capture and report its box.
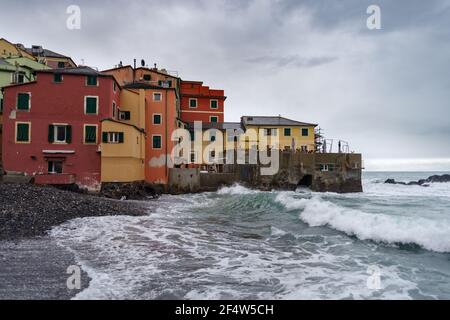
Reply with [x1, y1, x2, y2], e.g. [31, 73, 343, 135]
[1, 81, 37, 90]
[123, 82, 176, 90]
[241, 116, 317, 127]
[101, 65, 133, 73]
[25, 47, 70, 59]
[100, 118, 146, 133]
[0, 58, 11, 66]
[186, 122, 242, 130]
[136, 67, 180, 79]
[37, 66, 102, 76]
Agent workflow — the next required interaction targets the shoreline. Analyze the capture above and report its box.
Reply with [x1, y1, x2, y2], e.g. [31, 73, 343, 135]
[0, 236, 91, 300]
[0, 183, 150, 241]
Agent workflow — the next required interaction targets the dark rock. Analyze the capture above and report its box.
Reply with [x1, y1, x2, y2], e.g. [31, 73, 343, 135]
[385, 174, 450, 187]
[426, 174, 450, 183]
[100, 182, 161, 200]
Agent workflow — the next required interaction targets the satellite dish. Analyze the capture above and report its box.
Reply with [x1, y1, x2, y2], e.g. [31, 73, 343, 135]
[141, 59, 145, 67]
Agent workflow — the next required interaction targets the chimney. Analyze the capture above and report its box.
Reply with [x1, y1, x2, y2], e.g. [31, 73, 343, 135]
[133, 59, 136, 83]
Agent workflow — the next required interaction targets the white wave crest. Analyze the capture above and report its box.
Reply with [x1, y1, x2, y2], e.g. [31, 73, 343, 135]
[275, 194, 450, 253]
[218, 184, 256, 195]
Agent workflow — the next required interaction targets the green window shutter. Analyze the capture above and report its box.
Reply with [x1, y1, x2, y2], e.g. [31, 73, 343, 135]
[87, 75, 97, 86]
[48, 124, 55, 143]
[211, 100, 218, 109]
[17, 123, 30, 142]
[118, 132, 124, 143]
[66, 125, 72, 143]
[153, 136, 161, 148]
[54, 74, 62, 82]
[85, 126, 97, 143]
[102, 132, 108, 143]
[153, 114, 161, 124]
[86, 97, 97, 114]
[17, 93, 30, 110]
[125, 111, 131, 120]
[302, 128, 309, 137]
[284, 128, 291, 136]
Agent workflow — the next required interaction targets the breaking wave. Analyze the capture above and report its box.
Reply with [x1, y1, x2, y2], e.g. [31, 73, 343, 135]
[275, 192, 450, 253]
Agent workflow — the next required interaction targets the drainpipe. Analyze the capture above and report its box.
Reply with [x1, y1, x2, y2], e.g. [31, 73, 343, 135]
[165, 90, 168, 180]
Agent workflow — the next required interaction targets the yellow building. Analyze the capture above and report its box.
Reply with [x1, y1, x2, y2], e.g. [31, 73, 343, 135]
[0, 38, 36, 60]
[240, 116, 317, 152]
[100, 89, 146, 182]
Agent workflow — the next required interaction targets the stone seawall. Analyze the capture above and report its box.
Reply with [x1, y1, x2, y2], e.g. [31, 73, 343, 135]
[167, 151, 363, 194]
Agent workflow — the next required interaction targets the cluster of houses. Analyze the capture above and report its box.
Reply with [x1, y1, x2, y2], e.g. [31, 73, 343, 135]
[0, 37, 320, 191]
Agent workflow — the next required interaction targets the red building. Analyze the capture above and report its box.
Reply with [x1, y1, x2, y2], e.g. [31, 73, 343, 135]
[180, 80, 226, 123]
[1, 67, 120, 190]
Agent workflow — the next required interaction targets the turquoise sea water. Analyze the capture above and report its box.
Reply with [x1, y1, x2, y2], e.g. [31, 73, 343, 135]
[50, 172, 450, 299]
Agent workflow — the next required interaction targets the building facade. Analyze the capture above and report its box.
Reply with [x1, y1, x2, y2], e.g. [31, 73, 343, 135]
[180, 80, 226, 123]
[2, 67, 119, 190]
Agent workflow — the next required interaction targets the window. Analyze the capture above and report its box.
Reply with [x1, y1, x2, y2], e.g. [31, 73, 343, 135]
[143, 74, 151, 81]
[84, 125, 97, 144]
[113, 82, 117, 92]
[0, 98, 3, 114]
[119, 111, 131, 120]
[284, 128, 291, 136]
[210, 131, 216, 142]
[48, 124, 71, 143]
[153, 114, 162, 125]
[190, 151, 196, 163]
[152, 135, 162, 149]
[158, 80, 172, 87]
[189, 98, 197, 108]
[210, 116, 218, 123]
[48, 161, 63, 174]
[17, 73, 25, 84]
[54, 73, 63, 83]
[302, 128, 309, 137]
[17, 93, 30, 111]
[102, 132, 124, 144]
[57, 61, 65, 68]
[112, 102, 116, 119]
[16, 122, 30, 143]
[319, 164, 335, 172]
[86, 75, 98, 86]
[210, 100, 218, 109]
[209, 151, 216, 162]
[153, 93, 162, 101]
[264, 128, 277, 136]
[85, 96, 98, 114]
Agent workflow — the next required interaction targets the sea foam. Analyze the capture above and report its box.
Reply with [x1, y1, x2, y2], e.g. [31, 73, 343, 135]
[275, 193, 450, 253]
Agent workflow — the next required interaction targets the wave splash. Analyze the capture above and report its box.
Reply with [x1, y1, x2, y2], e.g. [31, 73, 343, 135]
[275, 193, 450, 253]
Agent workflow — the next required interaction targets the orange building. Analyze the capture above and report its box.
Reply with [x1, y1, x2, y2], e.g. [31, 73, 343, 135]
[103, 64, 183, 186]
[180, 80, 226, 123]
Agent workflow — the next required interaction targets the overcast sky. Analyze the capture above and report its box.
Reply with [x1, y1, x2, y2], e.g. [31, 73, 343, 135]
[1, 0, 449, 170]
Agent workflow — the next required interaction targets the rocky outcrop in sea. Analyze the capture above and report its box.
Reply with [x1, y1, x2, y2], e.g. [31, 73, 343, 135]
[385, 174, 450, 186]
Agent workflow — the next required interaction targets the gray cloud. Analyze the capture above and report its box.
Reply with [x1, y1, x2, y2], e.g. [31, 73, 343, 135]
[245, 55, 338, 68]
[1, 0, 449, 168]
